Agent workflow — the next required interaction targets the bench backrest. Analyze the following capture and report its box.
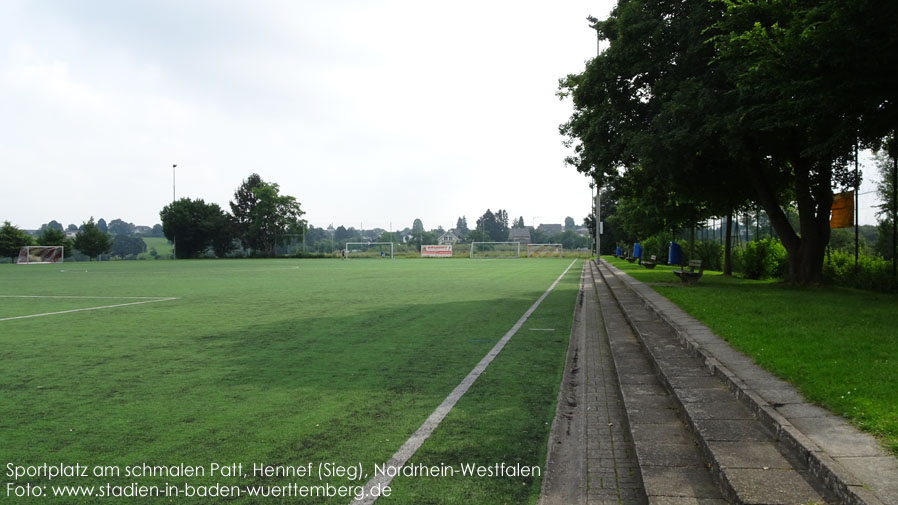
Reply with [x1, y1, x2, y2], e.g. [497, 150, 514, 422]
[688, 259, 702, 270]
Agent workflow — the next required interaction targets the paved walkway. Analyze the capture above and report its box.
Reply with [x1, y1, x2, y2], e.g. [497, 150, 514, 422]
[543, 259, 898, 505]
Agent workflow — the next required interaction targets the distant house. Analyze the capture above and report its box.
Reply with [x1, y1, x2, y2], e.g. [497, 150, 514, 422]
[438, 229, 460, 245]
[134, 225, 153, 235]
[537, 223, 563, 235]
[508, 227, 531, 244]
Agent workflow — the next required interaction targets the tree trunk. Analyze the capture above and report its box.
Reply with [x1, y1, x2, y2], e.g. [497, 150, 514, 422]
[724, 209, 733, 276]
[748, 155, 831, 285]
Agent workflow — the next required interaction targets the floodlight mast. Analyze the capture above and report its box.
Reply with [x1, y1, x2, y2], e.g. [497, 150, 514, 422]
[172, 163, 177, 260]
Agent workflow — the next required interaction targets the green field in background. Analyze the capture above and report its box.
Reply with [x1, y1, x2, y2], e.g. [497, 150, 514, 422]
[0, 258, 579, 504]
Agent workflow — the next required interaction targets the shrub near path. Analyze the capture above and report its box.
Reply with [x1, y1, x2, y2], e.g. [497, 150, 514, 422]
[606, 256, 898, 456]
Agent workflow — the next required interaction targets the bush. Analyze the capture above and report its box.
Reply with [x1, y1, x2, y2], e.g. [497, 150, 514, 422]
[823, 250, 898, 293]
[693, 241, 724, 271]
[734, 238, 787, 279]
[639, 233, 670, 263]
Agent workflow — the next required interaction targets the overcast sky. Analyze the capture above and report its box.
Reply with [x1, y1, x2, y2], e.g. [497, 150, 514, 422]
[1, 1, 883, 232]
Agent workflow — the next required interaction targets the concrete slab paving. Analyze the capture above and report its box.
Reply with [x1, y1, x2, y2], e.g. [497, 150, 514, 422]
[599, 259, 898, 505]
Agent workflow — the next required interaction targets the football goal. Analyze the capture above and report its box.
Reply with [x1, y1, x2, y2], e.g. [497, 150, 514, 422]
[527, 243, 564, 258]
[17, 246, 64, 264]
[344, 242, 394, 259]
[469, 242, 521, 259]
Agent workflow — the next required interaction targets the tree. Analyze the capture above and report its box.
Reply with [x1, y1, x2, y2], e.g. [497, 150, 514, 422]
[230, 173, 264, 251]
[107, 219, 135, 236]
[37, 227, 72, 257]
[151, 224, 164, 237]
[110, 234, 147, 258]
[0, 221, 33, 260]
[66, 224, 78, 233]
[561, 0, 893, 283]
[229, 174, 304, 256]
[42, 220, 64, 232]
[334, 226, 351, 242]
[160, 198, 232, 259]
[73, 218, 112, 261]
[96, 218, 108, 234]
[456, 216, 469, 237]
[473, 209, 510, 242]
[564, 217, 576, 231]
[248, 182, 304, 256]
[513, 216, 525, 228]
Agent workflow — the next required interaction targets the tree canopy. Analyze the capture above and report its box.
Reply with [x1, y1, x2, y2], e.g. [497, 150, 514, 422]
[160, 198, 231, 259]
[560, 0, 898, 283]
[73, 217, 111, 261]
[0, 221, 33, 260]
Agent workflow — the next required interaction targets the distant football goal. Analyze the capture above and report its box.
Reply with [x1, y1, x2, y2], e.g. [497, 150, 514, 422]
[344, 242, 394, 259]
[469, 242, 521, 259]
[17, 246, 64, 264]
[527, 243, 564, 258]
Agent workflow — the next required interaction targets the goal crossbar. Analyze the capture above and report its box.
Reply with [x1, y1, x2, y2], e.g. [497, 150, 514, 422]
[469, 241, 521, 259]
[344, 242, 394, 259]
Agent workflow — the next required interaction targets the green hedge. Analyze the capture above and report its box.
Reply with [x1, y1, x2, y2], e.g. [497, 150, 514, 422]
[824, 250, 898, 293]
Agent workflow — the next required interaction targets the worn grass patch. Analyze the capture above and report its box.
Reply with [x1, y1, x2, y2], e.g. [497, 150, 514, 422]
[605, 256, 898, 456]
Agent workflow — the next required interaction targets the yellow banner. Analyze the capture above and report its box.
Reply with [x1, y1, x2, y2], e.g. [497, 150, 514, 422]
[830, 191, 854, 229]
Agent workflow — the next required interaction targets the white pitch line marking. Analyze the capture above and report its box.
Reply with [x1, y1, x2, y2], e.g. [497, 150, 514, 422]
[528, 328, 556, 331]
[0, 297, 178, 322]
[352, 259, 577, 505]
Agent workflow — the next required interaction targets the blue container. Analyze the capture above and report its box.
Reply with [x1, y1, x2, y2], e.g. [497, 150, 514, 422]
[615, 246, 622, 257]
[633, 243, 642, 258]
[668, 242, 682, 266]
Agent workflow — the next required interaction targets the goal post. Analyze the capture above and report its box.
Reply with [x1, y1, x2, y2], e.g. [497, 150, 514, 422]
[527, 243, 564, 258]
[17, 246, 64, 264]
[469, 242, 521, 259]
[344, 242, 394, 259]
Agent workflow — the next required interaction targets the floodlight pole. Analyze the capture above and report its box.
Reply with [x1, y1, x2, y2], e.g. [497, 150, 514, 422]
[595, 182, 601, 259]
[592, 23, 603, 263]
[172, 163, 177, 260]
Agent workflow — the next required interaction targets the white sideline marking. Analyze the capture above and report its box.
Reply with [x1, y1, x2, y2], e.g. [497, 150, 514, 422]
[352, 259, 577, 505]
[0, 296, 178, 322]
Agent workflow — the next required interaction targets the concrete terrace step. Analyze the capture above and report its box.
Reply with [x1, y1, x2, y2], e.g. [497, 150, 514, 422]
[591, 261, 829, 505]
[588, 261, 726, 505]
[597, 259, 898, 505]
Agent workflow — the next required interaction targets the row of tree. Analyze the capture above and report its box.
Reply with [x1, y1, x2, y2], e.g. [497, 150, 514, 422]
[160, 173, 304, 258]
[561, 0, 898, 284]
[0, 218, 121, 261]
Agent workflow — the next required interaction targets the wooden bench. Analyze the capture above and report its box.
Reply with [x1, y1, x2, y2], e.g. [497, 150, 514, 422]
[626, 256, 637, 263]
[673, 259, 703, 284]
[641, 255, 657, 269]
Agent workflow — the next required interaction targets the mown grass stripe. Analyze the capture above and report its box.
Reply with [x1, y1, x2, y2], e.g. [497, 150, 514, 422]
[353, 259, 577, 504]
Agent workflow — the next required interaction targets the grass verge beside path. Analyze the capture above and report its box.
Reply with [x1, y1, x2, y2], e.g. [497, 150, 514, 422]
[604, 256, 898, 456]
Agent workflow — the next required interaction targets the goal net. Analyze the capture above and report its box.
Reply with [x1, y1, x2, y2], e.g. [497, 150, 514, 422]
[344, 242, 394, 259]
[17, 246, 64, 264]
[527, 243, 564, 258]
[469, 242, 521, 259]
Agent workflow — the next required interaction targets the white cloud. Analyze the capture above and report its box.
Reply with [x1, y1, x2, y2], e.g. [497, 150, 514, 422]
[1, 1, 614, 231]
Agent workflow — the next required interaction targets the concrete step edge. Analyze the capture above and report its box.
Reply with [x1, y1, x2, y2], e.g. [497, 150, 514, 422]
[598, 259, 885, 505]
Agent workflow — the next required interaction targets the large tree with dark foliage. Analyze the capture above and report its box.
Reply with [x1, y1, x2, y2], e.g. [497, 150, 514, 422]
[160, 198, 232, 259]
[0, 221, 33, 260]
[560, 0, 898, 283]
[229, 174, 304, 256]
[73, 217, 111, 261]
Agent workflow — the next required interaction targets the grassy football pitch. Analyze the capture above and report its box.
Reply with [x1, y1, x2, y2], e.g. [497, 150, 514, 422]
[0, 258, 580, 504]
